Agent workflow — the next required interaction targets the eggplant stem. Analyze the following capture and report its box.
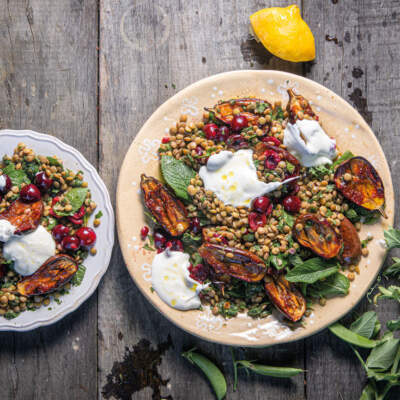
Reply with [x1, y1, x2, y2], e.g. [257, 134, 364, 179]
[378, 206, 388, 219]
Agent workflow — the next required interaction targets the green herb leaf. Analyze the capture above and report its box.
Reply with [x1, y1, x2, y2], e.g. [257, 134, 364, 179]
[308, 272, 350, 298]
[47, 156, 62, 167]
[366, 338, 400, 370]
[332, 150, 354, 168]
[267, 254, 288, 271]
[350, 311, 378, 339]
[387, 318, 400, 332]
[384, 227, 400, 250]
[22, 158, 40, 180]
[329, 322, 378, 348]
[384, 257, 400, 278]
[378, 286, 400, 302]
[54, 188, 88, 216]
[286, 258, 339, 284]
[308, 164, 332, 180]
[71, 265, 86, 286]
[143, 243, 155, 252]
[182, 232, 202, 255]
[2, 163, 30, 187]
[94, 210, 103, 219]
[277, 210, 294, 231]
[161, 156, 196, 201]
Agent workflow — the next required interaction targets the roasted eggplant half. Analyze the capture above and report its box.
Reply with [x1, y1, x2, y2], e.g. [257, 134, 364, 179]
[17, 255, 78, 296]
[338, 216, 362, 265]
[264, 272, 306, 322]
[0, 199, 43, 233]
[286, 88, 317, 123]
[205, 98, 271, 125]
[334, 156, 386, 217]
[293, 214, 342, 259]
[140, 174, 190, 237]
[198, 243, 266, 282]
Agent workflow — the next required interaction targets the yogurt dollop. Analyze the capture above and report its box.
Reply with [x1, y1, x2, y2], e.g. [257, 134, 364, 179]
[3, 225, 56, 276]
[151, 250, 207, 310]
[0, 220, 16, 242]
[283, 119, 336, 167]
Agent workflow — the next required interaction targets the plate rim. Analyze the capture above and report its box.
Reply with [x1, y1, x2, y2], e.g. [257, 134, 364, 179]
[0, 129, 115, 332]
[117, 70, 394, 347]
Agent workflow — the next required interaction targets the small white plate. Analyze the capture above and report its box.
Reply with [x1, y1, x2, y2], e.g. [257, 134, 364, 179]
[0, 129, 114, 331]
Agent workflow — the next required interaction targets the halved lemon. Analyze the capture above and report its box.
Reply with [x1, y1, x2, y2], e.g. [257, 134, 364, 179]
[250, 5, 315, 62]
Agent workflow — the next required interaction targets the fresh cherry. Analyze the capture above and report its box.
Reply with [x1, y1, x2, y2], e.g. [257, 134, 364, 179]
[188, 263, 209, 283]
[252, 196, 273, 215]
[191, 217, 201, 234]
[217, 125, 230, 142]
[35, 171, 53, 192]
[154, 230, 167, 250]
[20, 184, 41, 203]
[231, 115, 248, 131]
[68, 205, 85, 225]
[161, 137, 170, 144]
[248, 212, 267, 232]
[140, 226, 149, 240]
[52, 224, 70, 242]
[76, 227, 97, 247]
[61, 235, 80, 251]
[0, 174, 12, 194]
[204, 123, 219, 140]
[165, 239, 184, 252]
[283, 195, 301, 213]
[262, 136, 281, 146]
[264, 150, 281, 170]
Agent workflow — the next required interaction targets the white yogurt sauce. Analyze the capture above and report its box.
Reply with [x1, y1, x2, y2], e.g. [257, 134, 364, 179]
[151, 250, 208, 310]
[199, 149, 297, 208]
[0, 175, 7, 191]
[283, 119, 336, 167]
[0, 220, 16, 242]
[3, 225, 56, 276]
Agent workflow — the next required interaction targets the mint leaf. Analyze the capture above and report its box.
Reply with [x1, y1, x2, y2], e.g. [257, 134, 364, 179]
[350, 311, 378, 339]
[72, 264, 86, 286]
[94, 210, 103, 219]
[308, 272, 350, 298]
[387, 318, 400, 332]
[161, 156, 196, 201]
[47, 156, 62, 167]
[384, 257, 400, 278]
[366, 338, 400, 370]
[384, 227, 400, 250]
[333, 150, 354, 168]
[286, 258, 339, 284]
[308, 164, 332, 180]
[2, 163, 30, 187]
[54, 188, 88, 217]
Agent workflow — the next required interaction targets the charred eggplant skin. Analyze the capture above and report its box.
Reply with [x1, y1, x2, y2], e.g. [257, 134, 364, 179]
[293, 214, 343, 259]
[334, 156, 385, 214]
[264, 272, 306, 322]
[140, 174, 190, 237]
[198, 243, 266, 282]
[0, 199, 43, 233]
[339, 216, 362, 265]
[17, 255, 78, 296]
[286, 88, 317, 123]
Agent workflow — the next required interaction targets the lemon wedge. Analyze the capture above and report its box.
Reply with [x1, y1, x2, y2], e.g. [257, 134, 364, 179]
[250, 5, 315, 62]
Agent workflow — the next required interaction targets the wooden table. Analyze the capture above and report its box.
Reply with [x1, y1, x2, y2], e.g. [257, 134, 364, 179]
[0, 1, 399, 399]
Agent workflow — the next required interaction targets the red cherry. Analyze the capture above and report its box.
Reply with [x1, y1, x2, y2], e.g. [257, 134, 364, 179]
[35, 171, 53, 192]
[226, 134, 248, 149]
[165, 239, 184, 252]
[262, 136, 281, 146]
[204, 123, 219, 140]
[162, 137, 170, 144]
[0, 174, 12, 194]
[264, 150, 281, 170]
[217, 126, 230, 142]
[231, 115, 248, 131]
[67, 205, 86, 225]
[52, 224, 70, 242]
[188, 263, 209, 283]
[252, 196, 272, 213]
[76, 227, 97, 247]
[61, 235, 80, 251]
[283, 195, 301, 213]
[20, 184, 41, 203]
[140, 226, 149, 240]
[248, 212, 267, 232]
[154, 230, 167, 250]
[191, 217, 201, 234]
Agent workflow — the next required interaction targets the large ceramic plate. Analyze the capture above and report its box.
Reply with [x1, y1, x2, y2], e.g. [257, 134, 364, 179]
[0, 130, 114, 331]
[117, 70, 394, 347]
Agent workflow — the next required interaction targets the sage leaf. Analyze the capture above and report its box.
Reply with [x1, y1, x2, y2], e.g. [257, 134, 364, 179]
[329, 322, 377, 348]
[350, 311, 378, 339]
[161, 155, 196, 201]
[366, 338, 400, 370]
[286, 258, 339, 284]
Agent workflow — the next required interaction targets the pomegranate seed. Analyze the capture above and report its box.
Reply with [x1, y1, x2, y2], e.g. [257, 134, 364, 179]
[248, 212, 267, 231]
[264, 150, 281, 169]
[231, 115, 248, 131]
[35, 171, 53, 192]
[52, 224, 70, 242]
[204, 123, 219, 140]
[262, 136, 281, 146]
[61, 235, 80, 251]
[0, 174, 12, 194]
[140, 226, 149, 239]
[252, 196, 271, 213]
[283, 195, 301, 213]
[76, 227, 97, 247]
[188, 263, 209, 283]
[20, 184, 41, 203]
[162, 137, 170, 144]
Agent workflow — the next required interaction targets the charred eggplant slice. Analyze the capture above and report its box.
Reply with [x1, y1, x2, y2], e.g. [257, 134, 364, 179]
[198, 243, 266, 282]
[293, 214, 342, 259]
[339, 217, 361, 265]
[17, 255, 78, 296]
[334, 156, 385, 216]
[0, 199, 43, 233]
[206, 98, 271, 125]
[264, 272, 306, 322]
[140, 174, 190, 237]
[286, 88, 317, 123]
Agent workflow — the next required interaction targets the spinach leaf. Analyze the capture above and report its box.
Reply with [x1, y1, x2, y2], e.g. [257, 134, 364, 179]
[308, 272, 350, 298]
[384, 227, 400, 250]
[350, 311, 378, 339]
[71, 264, 86, 286]
[286, 258, 339, 284]
[54, 188, 88, 216]
[161, 156, 196, 201]
[2, 163, 30, 187]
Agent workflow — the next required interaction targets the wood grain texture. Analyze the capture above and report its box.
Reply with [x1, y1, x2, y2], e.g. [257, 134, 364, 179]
[304, 1, 400, 399]
[98, 1, 304, 399]
[0, 1, 98, 399]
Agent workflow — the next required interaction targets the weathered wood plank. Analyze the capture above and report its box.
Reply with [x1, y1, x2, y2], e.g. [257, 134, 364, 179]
[304, 1, 400, 399]
[0, 1, 98, 399]
[98, 1, 304, 399]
